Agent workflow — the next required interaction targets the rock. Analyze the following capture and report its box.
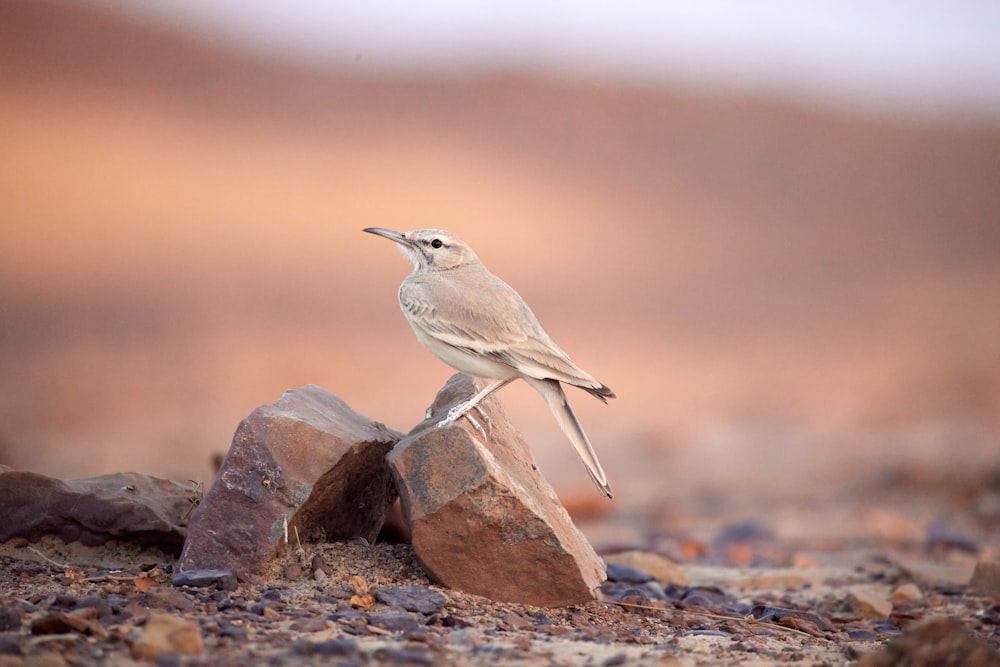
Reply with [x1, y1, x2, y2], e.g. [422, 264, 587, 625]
[177, 386, 402, 581]
[129, 613, 203, 660]
[387, 374, 606, 607]
[375, 586, 447, 614]
[604, 562, 653, 584]
[856, 617, 1000, 667]
[0, 466, 191, 548]
[890, 583, 923, 606]
[170, 569, 238, 591]
[29, 610, 105, 637]
[604, 551, 690, 585]
[968, 559, 1000, 595]
[847, 584, 893, 619]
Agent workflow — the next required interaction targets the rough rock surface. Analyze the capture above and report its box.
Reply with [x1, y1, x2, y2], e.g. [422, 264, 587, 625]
[177, 385, 401, 581]
[387, 374, 606, 607]
[0, 466, 192, 548]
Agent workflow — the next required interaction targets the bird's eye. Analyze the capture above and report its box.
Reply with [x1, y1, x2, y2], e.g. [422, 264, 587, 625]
[430, 238, 443, 249]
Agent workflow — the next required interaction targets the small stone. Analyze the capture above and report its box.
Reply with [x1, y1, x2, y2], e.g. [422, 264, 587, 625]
[74, 596, 113, 619]
[367, 613, 422, 633]
[375, 586, 446, 615]
[289, 617, 328, 633]
[310, 554, 331, 575]
[889, 583, 923, 606]
[129, 613, 204, 660]
[283, 563, 304, 581]
[604, 562, 653, 584]
[604, 551, 689, 585]
[30, 611, 99, 636]
[847, 584, 893, 619]
[170, 569, 238, 591]
[969, 559, 1000, 595]
[0, 607, 22, 632]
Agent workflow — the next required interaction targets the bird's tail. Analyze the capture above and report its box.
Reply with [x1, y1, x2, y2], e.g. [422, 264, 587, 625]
[526, 377, 613, 499]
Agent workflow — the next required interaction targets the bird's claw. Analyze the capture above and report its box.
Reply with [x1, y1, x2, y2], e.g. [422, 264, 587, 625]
[436, 400, 492, 440]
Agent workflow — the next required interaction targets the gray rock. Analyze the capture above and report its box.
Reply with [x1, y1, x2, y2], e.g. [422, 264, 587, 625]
[176, 385, 402, 582]
[375, 586, 447, 614]
[387, 374, 606, 607]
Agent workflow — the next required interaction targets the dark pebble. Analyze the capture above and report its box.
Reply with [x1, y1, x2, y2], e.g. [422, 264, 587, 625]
[375, 586, 446, 614]
[749, 605, 832, 631]
[154, 651, 181, 667]
[261, 589, 284, 602]
[0, 606, 23, 631]
[170, 569, 238, 591]
[441, 615, 472, 629]
[873, 620, 901, 636]
[603, 654, 628, 666]
[605, 563, 654, 584]
[531, 612, 553, 626]
[847, 629, 880, 641]
[367, 613, 422, 633]
[681, 586, 732, 608]
[715, 521, 773, 543]
[310, 554, 331, 576]
[0, 636, 23, 656]
[219, 622, 247, 640]
[75, 596, 113, 619]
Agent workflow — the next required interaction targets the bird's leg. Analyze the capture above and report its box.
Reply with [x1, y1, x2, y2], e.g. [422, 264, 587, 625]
[437, 378, 513, 429]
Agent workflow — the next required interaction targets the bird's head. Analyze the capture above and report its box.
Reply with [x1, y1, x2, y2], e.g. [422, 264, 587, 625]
[363, 228, 480, 271]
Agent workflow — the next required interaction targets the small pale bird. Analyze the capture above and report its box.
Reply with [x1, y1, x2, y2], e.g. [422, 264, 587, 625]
[363, 227, 615, 498]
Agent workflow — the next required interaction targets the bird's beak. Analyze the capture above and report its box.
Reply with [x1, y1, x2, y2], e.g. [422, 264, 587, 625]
[363, 227, 412, 247]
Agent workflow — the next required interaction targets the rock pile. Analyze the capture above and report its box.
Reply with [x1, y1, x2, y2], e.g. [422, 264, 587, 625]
[3, 376, 607, 607]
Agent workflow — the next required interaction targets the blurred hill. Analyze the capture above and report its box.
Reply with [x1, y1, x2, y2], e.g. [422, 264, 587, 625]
[1, 0, 998, 502]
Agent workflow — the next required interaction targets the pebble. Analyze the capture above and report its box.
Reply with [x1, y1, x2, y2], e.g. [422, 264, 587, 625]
[128, 613, 204, 659]
[170, 569, 238, 591]
[847, 584, 893, 619]
[604, 562, 653, 584]
[604, 551, 689, 585]
[375, 586, 447, 614]
[889, 583, 923, 606]
[367, 612, 422, 633]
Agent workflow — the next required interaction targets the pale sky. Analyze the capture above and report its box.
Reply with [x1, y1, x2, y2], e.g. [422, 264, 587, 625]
[98, 0, 1000, 122]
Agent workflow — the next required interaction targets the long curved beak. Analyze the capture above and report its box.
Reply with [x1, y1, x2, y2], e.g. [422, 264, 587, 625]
[363, 227, 412, 247]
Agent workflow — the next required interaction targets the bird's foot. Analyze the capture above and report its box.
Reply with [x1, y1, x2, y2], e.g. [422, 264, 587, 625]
[436, 401, 468, 428]
[437, 401, 492, 439]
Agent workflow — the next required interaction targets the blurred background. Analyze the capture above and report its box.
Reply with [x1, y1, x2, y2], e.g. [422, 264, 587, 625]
[1, 0, 998, 516]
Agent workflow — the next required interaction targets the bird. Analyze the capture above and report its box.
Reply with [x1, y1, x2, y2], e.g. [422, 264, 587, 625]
[363, 227, 615, 498]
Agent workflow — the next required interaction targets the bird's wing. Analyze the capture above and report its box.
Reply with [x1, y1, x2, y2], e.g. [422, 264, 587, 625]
[401, 273, 612, 398]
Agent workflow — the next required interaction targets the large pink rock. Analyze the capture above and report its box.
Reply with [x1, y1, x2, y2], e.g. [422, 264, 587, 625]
[177, 385, 401, 581]
[387, 374, 606, 607]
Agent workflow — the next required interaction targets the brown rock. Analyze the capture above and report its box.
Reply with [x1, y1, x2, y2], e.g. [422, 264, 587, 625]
[847, 584, 893, 619]
[890, 583, 923, 607]
[969, 559, 1000, 595]
[0, 466, 192, 548]
[856, 617, 1000, 667]
[176, 386, 401, 581]
[129, 613, 204, 659]
[388, 374, 606, 607]
[604, 551, 689, 585]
